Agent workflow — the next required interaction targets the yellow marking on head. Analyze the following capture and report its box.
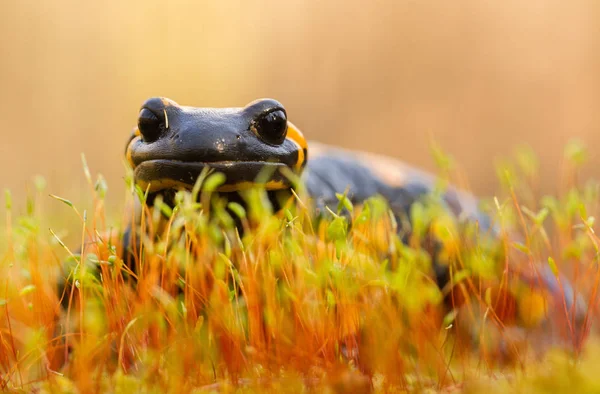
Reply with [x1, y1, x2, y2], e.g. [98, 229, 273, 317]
[217, 180, 288, 192]
[126, 128, 141, 168]
[286, 121, 306, 149]
[137, 178, 289, 194]
[286, 121, 307, 170]
[136, 179, 194, 193]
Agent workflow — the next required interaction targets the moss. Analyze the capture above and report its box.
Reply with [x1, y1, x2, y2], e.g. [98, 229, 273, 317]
[1, 144, 599, 393]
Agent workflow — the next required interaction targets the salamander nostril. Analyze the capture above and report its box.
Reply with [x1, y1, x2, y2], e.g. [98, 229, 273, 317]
[138, 108, 163, 142]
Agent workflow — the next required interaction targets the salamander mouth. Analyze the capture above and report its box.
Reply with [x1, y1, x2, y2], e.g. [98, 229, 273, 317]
[133, 159, 293, 193]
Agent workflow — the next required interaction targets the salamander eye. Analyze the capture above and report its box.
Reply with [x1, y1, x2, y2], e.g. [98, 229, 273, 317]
[252, 109, 288, 145]
[138, 108, 163, 142]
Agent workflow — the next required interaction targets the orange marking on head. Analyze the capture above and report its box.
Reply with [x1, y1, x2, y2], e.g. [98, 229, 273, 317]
[286, 121, 307, 149]
[286, 121, 307, 170]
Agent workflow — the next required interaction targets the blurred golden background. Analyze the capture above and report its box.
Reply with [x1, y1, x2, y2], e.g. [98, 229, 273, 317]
[2, 0, 599, 210]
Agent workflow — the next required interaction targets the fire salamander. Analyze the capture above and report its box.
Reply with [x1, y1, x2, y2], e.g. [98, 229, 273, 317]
[125, 98, 490, 282]
[65, 97, 589, 354]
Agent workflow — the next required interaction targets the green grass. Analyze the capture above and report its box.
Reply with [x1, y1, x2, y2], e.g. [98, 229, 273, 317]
[1, 143, 599, 393]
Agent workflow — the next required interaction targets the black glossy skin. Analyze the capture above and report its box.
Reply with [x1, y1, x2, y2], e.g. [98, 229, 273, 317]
[127, 97, 305, 195]
[304, 151, 480, 224]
